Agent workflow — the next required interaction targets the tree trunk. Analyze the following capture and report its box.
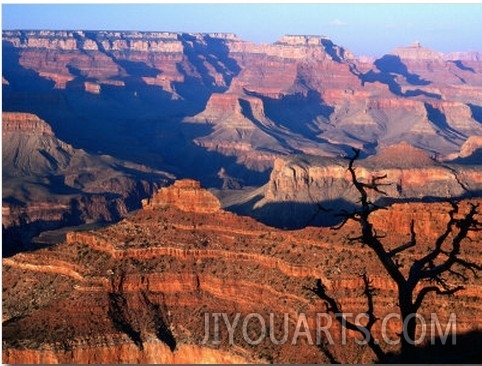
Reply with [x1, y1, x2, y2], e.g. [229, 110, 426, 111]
[399, 287, 416, 359]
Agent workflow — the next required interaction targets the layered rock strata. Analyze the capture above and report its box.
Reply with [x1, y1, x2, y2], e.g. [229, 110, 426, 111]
[3, 181, 481, 364]
[227, 143, 482, 228]
[4, 30, 482, 175]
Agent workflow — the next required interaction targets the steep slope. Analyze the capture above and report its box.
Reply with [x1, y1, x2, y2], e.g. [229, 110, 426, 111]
[3, 180, 481, 364]
[188, 37, 482, 164]
[2, 112, 172, 256]
[3, 29, 482, 256]
[447, 135, 482, 164]
[3, 30, 482, 186]
[185, 35, 361, 165]
[2, 30, 252, 187]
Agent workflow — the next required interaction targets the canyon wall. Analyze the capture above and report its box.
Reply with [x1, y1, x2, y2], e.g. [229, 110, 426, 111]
[2, 111, 172, 256]
[225, 142, 482, 229]
[3, 29, 482, 251]
[3, 181, 481, 363]
[4, 30, 482, 178]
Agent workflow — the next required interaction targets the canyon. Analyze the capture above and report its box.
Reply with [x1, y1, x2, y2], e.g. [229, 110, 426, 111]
[3, 30, 482, 247]
[4, 30, 482, 174]
[3, 180, 482, 363]
[2, 111, 172, 256]
[2, 30, 482, 363]
[229, 142, 482, 228]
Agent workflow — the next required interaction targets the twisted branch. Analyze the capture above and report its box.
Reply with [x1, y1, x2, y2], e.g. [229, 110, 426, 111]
[307, 276, 385, 360]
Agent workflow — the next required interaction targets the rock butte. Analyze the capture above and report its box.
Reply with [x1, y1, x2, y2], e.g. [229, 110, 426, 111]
[232, 142, 482, 229]
[142, 179, 221, 213]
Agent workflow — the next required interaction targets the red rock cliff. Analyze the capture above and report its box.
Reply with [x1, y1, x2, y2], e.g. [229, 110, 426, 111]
[3, 180, 481, 364]
[2, 112, 54, 135]
[142, 179, 221, 213]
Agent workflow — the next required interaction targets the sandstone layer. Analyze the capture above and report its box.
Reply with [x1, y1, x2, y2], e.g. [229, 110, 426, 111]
[225, 143, 482, 229]
[3, 31, 482, 223]
[3, 181, 482, 364]
[142, 179, 221, 213]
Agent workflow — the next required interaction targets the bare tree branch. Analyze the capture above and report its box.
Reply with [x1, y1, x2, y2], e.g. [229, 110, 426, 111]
[368, 201, 388, 212]
[450, 256, 482, 277]
[331, 209, 360, 231]
[413, 285, 464, 311]
[330, 217, 351, 231]
[348, 235, 364, 242]
[365, 174, 391, 195]
[410, 202, 459, 277]
[307, 277, 385, 360]
[373, 227, 387, 240]
[361, 273, 378, 331]
[318, 341, 340, 364]
[310, 148, 481, 362]
[345, 150, 407, 287]
[417, 203, 480, 280]
[447, 268, 468, 281]
[388, 220, 416, 257]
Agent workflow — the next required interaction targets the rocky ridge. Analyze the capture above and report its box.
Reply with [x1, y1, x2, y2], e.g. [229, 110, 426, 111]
[457, 135, 482, 160]
[2, 111, 172, 256]
[3, 29, 482, 255]
[224, 142, 482, 228]
[4, 30, 482, 177]
[3, 180, 481, 363]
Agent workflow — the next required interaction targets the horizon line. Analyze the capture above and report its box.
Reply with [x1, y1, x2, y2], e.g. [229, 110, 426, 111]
[3, 29, 481, 57]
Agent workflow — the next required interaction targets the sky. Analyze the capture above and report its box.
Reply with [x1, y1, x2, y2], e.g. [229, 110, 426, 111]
[2, 3, 482, 57]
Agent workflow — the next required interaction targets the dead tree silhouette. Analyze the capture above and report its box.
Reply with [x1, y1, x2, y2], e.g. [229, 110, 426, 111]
[308, 148, 481, 362]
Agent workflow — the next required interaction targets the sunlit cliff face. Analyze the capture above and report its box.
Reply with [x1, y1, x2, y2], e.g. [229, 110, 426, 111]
[3, 179, 482, 364]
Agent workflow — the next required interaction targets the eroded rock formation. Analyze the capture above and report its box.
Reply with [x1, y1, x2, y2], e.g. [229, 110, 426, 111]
[458, 135, 482, 160]
[3, 180, 481, 363]
[2, 111, 172, 256]
[224, 143, 482, 228]
[4, 30, 482, 179]
[142, 179, 221, 213]
[3, 29, 482, 255]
